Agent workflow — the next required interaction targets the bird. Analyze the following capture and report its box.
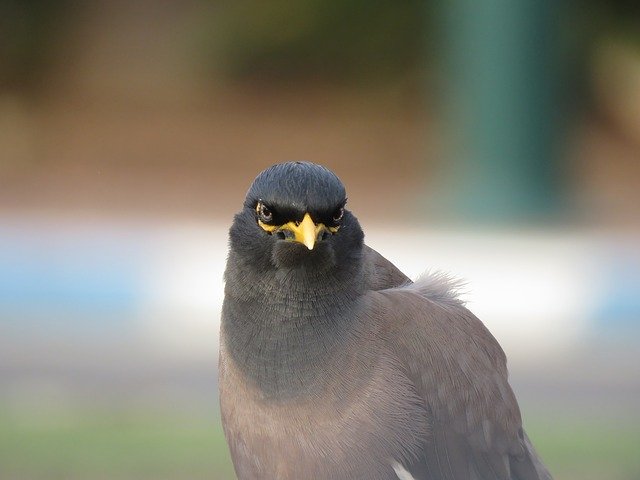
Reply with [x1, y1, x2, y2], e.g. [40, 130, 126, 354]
[219, 161, 552, 480]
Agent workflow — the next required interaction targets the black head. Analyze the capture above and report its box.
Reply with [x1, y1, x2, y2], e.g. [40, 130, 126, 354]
[229, 162, 363, 272]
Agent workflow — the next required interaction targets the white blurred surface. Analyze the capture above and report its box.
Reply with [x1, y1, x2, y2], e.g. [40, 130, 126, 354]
[129, 222, 622, 368]
[1, 215, 637, 366]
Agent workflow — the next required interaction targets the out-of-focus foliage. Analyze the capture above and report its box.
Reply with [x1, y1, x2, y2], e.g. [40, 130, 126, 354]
[208, 0, 431, 84]
[201, 0, 640, 86]
[605, 0, 640, 34]
[0, 0, 69, 91]
[1, 1, 639, 91]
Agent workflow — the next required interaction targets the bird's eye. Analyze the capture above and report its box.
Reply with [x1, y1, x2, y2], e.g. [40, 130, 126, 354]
[257, 203, 273, 223]
[332, 207, 344, 223]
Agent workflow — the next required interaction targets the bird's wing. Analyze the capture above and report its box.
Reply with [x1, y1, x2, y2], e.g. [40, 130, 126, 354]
[371, 273, 552, 480]
[362, 244, 411, 290]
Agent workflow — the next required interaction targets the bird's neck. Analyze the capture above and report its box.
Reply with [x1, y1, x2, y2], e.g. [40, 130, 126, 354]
[222, 252, 365, 398]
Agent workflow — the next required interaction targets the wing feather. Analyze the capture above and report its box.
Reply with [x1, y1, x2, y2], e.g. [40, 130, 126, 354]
[370, 273, 552, 479]
[362, 245, 411, 290]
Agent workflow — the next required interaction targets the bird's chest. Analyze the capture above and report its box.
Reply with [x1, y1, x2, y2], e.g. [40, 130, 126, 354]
[219, 341, 427, 480]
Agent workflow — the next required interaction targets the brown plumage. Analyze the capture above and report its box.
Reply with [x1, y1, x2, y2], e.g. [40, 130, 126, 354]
[219, 162, 552, 479]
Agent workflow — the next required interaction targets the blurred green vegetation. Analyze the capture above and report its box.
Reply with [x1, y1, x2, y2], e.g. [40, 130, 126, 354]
[0, 0, 638, 91]
[1, 409, 638, 480]
[527, 419, 640, 480]
[0, 0, 70, 91]
[0, 409, 235, 480]
[208, 0, 430, 84]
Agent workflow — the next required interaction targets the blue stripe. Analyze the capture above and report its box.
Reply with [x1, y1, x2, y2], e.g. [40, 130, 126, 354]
[593, 249, 640, 332]
[0, 227, 145, 324]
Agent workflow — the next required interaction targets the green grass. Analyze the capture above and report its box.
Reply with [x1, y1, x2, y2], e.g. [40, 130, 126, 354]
[0, 409, 638, 480]
[0, 409, 235, 480]
[527, 419, 640, 480]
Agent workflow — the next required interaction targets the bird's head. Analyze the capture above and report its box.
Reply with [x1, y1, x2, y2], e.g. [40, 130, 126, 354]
[229, 162, 364, 272]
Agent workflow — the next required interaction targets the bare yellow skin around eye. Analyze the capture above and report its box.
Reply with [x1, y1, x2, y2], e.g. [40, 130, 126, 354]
[257, 211, 339, 250]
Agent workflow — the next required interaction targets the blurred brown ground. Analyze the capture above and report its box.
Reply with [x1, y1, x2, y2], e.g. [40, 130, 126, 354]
[0, 85, 432, 224]
[1, 85, 640, 229]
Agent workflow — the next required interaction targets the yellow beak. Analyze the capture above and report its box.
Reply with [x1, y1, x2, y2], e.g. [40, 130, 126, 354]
[282, 213, 325, 250]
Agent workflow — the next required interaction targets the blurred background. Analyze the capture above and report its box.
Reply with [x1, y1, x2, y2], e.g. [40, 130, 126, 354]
[1, 1, 639, 479]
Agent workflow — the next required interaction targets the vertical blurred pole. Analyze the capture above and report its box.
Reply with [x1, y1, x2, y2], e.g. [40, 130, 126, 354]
[440, 0, 561, 222]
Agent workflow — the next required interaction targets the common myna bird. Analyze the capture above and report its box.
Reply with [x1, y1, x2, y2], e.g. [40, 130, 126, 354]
[219, 162, 552, 480]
